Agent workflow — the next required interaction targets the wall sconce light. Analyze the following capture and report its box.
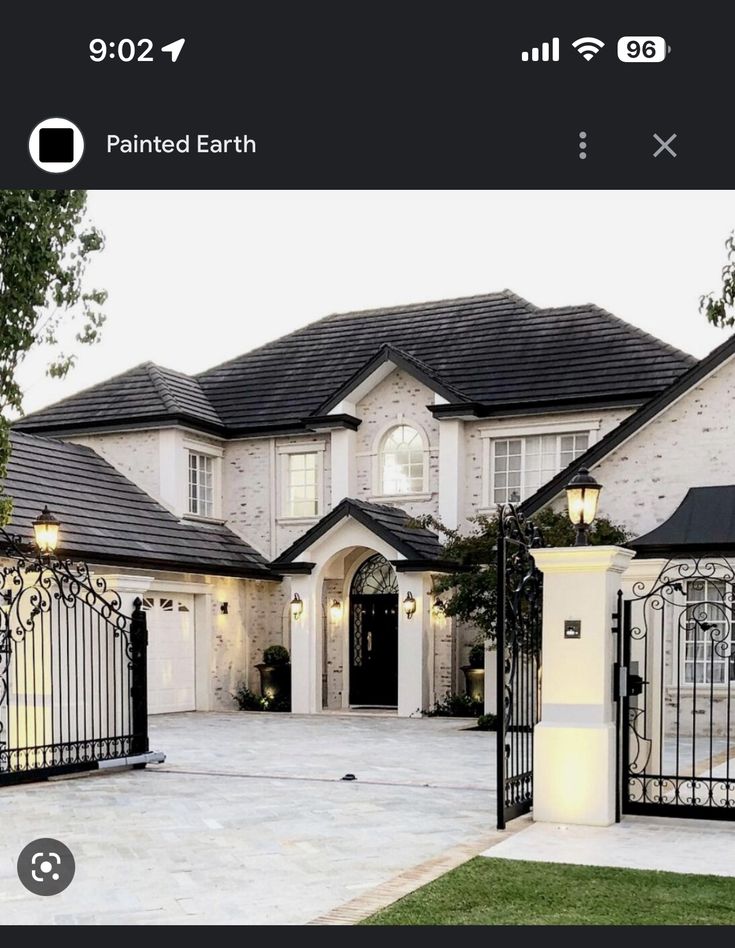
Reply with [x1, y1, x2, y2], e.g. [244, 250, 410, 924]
[565, 468, 603, 546]
[220, 602, 229, 615]
[290, 592, 304, 621]
[432, 598, 446, 617]
[329, 599, 343, 622]
[33, 505, 60, 555]
[402, 591, 417, 619]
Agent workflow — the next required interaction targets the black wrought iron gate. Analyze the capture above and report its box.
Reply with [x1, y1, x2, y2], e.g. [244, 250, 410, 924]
[0, 548, 150, 785]
[496, 506, 544, 829]
[618, 556, 735, 819]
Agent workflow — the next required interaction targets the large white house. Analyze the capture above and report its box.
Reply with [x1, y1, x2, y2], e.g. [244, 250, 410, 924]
[10, 289, 730, 719]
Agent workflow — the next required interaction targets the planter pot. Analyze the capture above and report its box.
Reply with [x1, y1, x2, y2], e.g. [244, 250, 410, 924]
[256, 663, 291, 701]
[461, 665, 485, 703]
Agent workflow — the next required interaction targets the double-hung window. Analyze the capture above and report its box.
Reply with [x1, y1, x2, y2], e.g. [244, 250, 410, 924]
[285, 452, 319, 518]
[188, 451, 214, 517]
[684, 580, 734, 685]
[492, 431, 589, 505]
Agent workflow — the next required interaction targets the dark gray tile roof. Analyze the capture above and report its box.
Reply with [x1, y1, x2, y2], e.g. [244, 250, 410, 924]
[631, 486, 735, 556]
[17, 361, 223, 435]
[273, 497, 446, 567]
[1, 431, 272, 578]
[15, 292, 695, 437]
[197, 291, 695, 431]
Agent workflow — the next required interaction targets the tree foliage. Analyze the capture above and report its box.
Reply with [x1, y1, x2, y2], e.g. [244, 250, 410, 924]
[0, 190, 106, 523]
[700, 231, 735, 328]
[421, 506, 630, 643]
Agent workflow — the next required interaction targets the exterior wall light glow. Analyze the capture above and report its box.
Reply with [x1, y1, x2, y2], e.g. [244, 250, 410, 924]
[432, 598, 446, 617]
[402, 591, 417, 619]
[33, 505, 60, 554]
[565, 468, 602, 546]
[290, 593, 304, 621]
[329, 599, 343, 622]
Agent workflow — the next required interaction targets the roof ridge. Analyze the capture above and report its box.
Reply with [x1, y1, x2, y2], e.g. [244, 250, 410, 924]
[196, 290, 534, 379]
[145, 363, 181, 413]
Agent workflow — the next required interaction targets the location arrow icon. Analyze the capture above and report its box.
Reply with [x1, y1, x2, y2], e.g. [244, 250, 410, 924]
[161, 38, 186, 63]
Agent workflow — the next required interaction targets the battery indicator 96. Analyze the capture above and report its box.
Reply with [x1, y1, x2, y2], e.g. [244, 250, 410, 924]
[617, 36, 669, 63]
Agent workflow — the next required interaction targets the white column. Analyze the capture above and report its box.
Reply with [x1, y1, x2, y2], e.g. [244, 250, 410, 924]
[397, 572, 429, 717]
[438, 419, 464, 530]
[330, 427, 357, 504]
[531, 546, 635, 826]
[484, 645, 497, 715]
[289, 574, 322, 714]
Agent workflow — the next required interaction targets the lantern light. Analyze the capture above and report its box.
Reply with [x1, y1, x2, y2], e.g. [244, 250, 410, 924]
[565, 468, 602, 546]
[402, 591, 417, 619]
[290, 593, 304, 621]
[432, 598, 446, 617]
[329, 599, 343, 622]
[33, 506, 60, 555]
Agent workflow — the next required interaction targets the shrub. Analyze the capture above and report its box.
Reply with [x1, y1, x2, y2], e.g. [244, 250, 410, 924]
[233, 685, 266, 711]
[232, 683, 291, 713]
[477, 713, 497, 731]
[427, 692, 483, 718]
[468, 643, 485, 668]
[263, 644, 290, 666]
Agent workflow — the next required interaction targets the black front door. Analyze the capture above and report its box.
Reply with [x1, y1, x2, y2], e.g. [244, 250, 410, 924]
[349, 594, 398, 706]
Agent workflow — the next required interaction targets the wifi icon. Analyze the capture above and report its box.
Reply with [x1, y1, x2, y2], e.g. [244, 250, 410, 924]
[572, 36, 605, 61]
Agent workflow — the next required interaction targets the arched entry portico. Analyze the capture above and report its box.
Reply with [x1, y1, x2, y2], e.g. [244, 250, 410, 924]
[349, 554, 398, 707]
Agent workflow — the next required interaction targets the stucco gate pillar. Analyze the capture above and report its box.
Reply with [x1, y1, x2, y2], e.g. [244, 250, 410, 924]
[531, 546, 635, 826]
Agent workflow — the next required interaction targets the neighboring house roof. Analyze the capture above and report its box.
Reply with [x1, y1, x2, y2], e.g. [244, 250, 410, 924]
[272, 498, 453, 572]
[0, 431, 273, 579]
[15, 361, 224, 436]
[630, 486, 735, 556]
[15, 291, 695, 437]
[521, 333, 735, 516]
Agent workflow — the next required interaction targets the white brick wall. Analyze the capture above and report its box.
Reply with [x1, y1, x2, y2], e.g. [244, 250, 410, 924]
[70, 430, 161, 502]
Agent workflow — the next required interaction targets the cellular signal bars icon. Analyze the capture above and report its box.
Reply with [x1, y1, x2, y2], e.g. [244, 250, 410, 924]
[521, 38, 560, 62]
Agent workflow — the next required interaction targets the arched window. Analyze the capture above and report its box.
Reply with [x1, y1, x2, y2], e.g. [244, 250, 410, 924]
[351, 554, 398, 595]
[380, 424, 425, 495]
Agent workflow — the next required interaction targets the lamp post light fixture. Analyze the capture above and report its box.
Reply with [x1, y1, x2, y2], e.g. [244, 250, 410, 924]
[432, 597, 446, 618]
[565, 468, 602, 546]
[32, 506, 61, 555]
[402, 591, 417, 619]
[290, 592, 304, 621]
[329, 599, 343, 622]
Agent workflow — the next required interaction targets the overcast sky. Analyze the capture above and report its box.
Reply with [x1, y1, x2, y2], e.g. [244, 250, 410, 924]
[16, 189, 735, 414]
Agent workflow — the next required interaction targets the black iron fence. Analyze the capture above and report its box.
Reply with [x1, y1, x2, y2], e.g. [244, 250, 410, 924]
[0, 543, 150, 785]
[619, 556, 735, 819]
[496, 506, 544, 829]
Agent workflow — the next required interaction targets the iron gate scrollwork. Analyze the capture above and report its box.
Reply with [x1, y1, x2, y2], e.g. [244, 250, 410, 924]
[0, 537, 149, 785]
[619, 555, 735, 819]
[496, 506, 544, 829]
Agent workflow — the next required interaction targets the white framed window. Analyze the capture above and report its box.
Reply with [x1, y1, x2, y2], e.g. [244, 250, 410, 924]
[380, 424, 425, 495]
[684, 580, 734, 685]
[188, 451, 214, 517]
[286, 452, 319, 518]
[278, 442, 325, 520]
[491, 431, 589, 505]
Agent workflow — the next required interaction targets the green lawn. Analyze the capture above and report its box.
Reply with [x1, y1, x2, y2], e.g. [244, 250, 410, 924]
[360, 857, 735, 926]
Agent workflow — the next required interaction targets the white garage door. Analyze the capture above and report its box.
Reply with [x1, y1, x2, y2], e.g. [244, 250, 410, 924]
[142, 594, 196, 714]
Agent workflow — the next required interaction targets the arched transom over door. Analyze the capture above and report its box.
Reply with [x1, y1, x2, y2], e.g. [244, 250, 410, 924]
[349, 554, 399, 707]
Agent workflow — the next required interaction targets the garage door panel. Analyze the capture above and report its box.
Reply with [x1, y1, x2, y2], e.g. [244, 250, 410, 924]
[143, 594, 196, 714]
